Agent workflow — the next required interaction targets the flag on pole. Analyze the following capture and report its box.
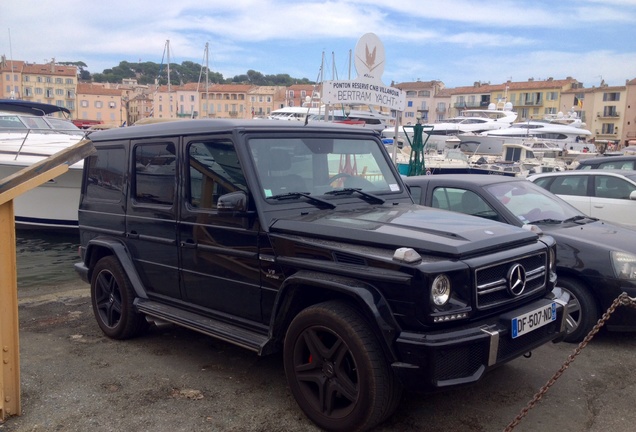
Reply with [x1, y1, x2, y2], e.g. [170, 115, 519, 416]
[574, 97, 583, 108]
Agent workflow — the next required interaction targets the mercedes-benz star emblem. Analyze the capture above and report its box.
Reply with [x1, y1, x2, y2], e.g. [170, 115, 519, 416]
[507, 264, 527, 296]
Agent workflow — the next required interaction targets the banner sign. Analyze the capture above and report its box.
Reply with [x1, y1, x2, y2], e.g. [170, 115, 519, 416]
[321, 33, 405, 112]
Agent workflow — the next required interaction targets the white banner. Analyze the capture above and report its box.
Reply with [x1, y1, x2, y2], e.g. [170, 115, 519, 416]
[322, 80, 405, 111]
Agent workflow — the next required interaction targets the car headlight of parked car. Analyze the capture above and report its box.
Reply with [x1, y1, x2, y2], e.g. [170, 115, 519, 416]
[611, 251, 636, 280]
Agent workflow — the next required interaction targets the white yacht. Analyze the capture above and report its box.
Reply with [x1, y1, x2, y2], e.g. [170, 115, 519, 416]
[384, 103, 517, 151]
[455, 119, 593, 155]
[0, 99, 86, 229]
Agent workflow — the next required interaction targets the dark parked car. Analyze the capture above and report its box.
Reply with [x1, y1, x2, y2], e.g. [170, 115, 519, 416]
[75, 120, 565, 431]
[575, 154, 636, 170]
[405, 174, 636, 342]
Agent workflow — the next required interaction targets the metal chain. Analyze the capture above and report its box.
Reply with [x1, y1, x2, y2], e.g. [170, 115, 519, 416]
[503, 292, 636, 432]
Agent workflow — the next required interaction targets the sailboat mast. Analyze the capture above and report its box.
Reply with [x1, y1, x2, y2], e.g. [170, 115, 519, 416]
[166, 40, 171, 93]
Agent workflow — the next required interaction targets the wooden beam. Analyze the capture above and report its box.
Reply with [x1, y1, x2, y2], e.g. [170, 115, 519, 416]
[0, 200, 20, 420]
[0, 136, 95, 421]
[0, 138, 95, 203]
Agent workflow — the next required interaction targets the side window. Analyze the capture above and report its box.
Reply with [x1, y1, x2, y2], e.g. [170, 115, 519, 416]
[595, 176, 635, 199]
[85, 146, 126, 202]
[134, 143, 176, 205]
[433, 187, 499, 220]
[408, 185, 423, 205]
[547, 176, 587, 196]
[598, 161, 635, 170]
[188, 140, 247, 209]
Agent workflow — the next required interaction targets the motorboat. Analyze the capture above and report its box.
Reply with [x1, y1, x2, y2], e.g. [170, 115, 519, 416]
[269, 105, 393, 131]
[384, 102, 517, 151]
[0, 99, 86, 229]
[470, 142, 568, 177]
[455, 119, 593, 156]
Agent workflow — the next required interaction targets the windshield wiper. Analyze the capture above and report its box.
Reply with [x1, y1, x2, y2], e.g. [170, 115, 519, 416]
[324, 188, 385, 204]
[268, 192, 336, 209]
[528, 218, 562, 225]
[562, 215, 598, 224]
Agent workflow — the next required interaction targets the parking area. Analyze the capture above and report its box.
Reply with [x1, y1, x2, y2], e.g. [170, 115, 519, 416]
[3, 280, 636, 432]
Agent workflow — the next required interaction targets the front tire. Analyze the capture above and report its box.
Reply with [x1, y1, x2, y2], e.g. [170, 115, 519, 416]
[91, 256, 148, 339]
[553, 277, 599, 343]
[283, 301, 402, 432]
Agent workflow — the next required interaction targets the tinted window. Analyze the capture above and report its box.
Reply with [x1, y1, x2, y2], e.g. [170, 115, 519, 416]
[85, 146, 126, 202]
[595, 176, 635, 199]
[545, 176, 588, 196]
[598, 161, 636, 170]
[188, 140, 247, 209]
[134, 143, 176, 205]
[432, 187, 499, 220]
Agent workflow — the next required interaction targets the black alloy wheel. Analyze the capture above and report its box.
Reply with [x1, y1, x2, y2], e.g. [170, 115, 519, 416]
[284, 301, 402, 432]
[91, 255, 148, 339]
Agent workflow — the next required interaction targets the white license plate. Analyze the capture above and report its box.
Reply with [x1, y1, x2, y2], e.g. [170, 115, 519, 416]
[511, 302, 557, 339]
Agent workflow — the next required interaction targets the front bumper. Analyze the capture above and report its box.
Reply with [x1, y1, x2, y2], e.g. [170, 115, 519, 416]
[391, 297, 566, 392]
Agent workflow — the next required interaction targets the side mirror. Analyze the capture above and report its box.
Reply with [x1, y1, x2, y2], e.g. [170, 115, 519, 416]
[630, 191, 636, 201]
[218, 191, 248, 212]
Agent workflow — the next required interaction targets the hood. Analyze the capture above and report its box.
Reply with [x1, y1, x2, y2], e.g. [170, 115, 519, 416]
[270, 204, 538, 258]
[543, 220, 636, 253]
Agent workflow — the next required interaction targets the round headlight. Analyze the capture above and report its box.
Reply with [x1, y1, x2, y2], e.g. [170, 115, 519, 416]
[431, 274, 451, 306]
[550, 246, 557, 272]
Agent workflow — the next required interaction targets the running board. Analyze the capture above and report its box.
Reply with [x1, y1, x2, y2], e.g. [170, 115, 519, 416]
[135, 298, 270, 354]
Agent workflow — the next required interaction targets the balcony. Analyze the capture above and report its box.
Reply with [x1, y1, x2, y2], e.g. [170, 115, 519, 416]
[596, 112, 620, 118]
[516, 100, 543, 107]
[453, 102, 480, 108]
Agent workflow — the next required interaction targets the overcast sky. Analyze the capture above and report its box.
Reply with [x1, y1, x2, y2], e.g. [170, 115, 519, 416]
[2, 0, 636, 89]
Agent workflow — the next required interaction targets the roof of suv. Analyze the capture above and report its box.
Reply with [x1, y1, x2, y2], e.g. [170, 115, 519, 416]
[87, 118, 380, 142]
[575, 154, 636, 169]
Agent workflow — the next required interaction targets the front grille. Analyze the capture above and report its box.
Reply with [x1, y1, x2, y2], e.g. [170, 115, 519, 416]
[475, 252, 547, 310]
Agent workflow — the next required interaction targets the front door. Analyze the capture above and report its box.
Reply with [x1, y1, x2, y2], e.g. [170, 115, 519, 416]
[178, 137, 262, 322]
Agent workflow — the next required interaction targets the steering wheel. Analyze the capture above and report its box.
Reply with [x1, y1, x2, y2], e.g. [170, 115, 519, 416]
[522, 208, 542, 221]
[327, 173, 352, 184]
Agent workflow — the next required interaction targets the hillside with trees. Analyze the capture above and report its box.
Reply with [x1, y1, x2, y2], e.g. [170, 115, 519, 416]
[83, 60, 313, 86]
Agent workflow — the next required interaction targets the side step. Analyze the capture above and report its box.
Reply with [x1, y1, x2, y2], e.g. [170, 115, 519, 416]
[135, 298, 270, 354]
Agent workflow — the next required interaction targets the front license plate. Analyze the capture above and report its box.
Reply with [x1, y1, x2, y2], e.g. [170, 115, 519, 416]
[511, 302, 557, 339]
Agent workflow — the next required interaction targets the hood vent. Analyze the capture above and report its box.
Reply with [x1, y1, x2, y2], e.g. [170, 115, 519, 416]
[333, 252, 367, 266]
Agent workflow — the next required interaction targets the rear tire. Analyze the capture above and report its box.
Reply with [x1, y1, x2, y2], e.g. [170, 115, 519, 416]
[91, 256, 148, 339]
[283, 301, 402, 432]
[553, 277, 599, 343]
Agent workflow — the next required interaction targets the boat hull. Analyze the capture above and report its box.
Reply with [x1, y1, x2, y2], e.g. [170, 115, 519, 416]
[0, 162, 82, 229]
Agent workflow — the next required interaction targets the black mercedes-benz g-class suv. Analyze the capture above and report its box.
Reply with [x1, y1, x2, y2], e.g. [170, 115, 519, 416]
[75, 119, 565, 432]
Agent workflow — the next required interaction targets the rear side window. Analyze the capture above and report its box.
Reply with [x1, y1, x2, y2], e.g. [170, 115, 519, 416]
[598, 161, 636, 170]
[595, 176, 635, 199]
[85, 146, 126, 202]
[133, 143, 176, 205]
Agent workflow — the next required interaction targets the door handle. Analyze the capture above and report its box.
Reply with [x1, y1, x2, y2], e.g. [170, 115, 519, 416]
[180, 239, 197, 249]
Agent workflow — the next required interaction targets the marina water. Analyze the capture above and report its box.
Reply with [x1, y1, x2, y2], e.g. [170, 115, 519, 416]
[16, 230, 80, 288]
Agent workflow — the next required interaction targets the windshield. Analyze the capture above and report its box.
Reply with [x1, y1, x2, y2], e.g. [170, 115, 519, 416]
[484, 180, 583, 224]
[248, 136, 402, 200]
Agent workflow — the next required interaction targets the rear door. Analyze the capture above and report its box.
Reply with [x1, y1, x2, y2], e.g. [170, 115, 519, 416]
[590, 174, 636, 227]
[125, 139, 181, 300]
